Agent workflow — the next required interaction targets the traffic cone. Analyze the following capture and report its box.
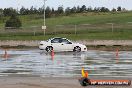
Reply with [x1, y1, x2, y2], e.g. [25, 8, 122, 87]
[51, 49, 55, 60]
[3, 50, 8, 59]
[116, 48, 119, 57]
[85, 71, 88, 78]
[116, 48, 119, 63]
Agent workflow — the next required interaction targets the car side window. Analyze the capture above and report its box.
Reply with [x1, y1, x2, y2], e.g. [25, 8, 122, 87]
[51, 38, 60, 43]
[61, 39, 72, 44]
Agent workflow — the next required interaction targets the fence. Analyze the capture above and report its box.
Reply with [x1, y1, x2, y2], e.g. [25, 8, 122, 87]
[0, 23, 132, 40]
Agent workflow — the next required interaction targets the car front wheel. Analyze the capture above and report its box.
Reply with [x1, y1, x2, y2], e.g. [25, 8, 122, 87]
[45, 46, 53, 52]
[73, 46, 81, 52]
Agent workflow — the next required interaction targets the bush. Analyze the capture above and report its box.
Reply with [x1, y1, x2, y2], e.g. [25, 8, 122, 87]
[5, 14, 22, 28]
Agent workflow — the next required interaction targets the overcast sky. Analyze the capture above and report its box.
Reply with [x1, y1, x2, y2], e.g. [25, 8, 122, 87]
[0, 0, 132, 10]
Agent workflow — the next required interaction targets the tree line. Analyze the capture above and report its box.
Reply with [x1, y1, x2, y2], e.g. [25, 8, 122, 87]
[0, 5, 127, 18]
[0, 5, 128, 29]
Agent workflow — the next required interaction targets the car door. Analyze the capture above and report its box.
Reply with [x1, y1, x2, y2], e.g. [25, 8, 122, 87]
[60, 39, 73, 51]
[51, 38, 62, 51]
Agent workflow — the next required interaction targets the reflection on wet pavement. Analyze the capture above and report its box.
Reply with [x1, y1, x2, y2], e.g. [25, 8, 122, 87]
[0, 49, 132, 77]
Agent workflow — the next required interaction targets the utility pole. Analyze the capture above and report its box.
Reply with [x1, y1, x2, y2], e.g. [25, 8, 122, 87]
[42, 0, 46, 36]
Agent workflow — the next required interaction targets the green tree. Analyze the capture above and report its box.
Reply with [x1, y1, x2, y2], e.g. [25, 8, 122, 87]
[51, 8, 55, 13]
[76, 6, 81, 13]
[65, 7, 71, 16]
[29, 6, 38, 14]
[20, 6, 27, 15]
[0, 8, 3, 16]
[80, 5, 87, 12]
[3, 8, 17, 16]
[45, 6, 52, 18]
[57, 6, 64, 14]
[5, 14, 22, 28]
[0, 8, 4, 23]
[111, 8, 116, 12]
[94, 7, 100, 12]
[87, 6, 93, 12]
[117, 6, 122, 11]
[38, 7, 43, 15]
[71, 6, 77, 13]
[100, 7, 109, 12]
[30, 6, 34, 14]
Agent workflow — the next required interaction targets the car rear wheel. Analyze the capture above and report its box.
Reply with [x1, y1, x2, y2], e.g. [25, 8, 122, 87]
[45, 46, 53, 52]
[73, 46, 81, 52]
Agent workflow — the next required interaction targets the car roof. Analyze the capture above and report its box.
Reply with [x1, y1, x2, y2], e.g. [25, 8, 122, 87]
[46, 37, 73, 43]
[51, 37, 66, 39]
[47, 37, 65, 41]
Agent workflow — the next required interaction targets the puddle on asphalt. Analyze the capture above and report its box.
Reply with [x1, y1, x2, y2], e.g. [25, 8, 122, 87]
[0, 49, 132, 77]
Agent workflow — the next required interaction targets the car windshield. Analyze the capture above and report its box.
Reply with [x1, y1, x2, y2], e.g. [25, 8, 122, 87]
[61, 39, 72, 44]
[46, 39, 51, 42]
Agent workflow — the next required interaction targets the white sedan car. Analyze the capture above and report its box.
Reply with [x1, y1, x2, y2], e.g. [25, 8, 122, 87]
[39, 37, 87, 52]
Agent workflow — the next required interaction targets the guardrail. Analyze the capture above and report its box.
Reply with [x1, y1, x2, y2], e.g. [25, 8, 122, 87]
[0, 40, 132, 47]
